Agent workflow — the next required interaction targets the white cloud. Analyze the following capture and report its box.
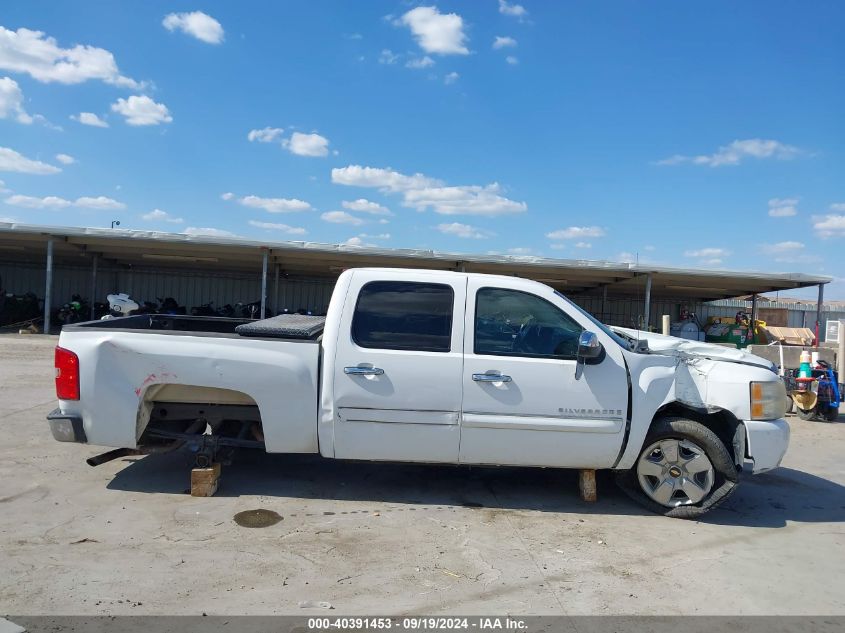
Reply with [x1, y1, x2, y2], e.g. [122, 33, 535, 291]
[248, 220, 307, 235]
[444, 71, 459, 85]
[506, 55, 519, 65]
[332, 165, 439, 192]
[499, 0, 528, 19]
[0, 26, 141, 88]
[283, 131, 330, 157]
[0, 179, 7, 193]
[436, 222, 492, 239]
[342, 199, 392, 216]
[0, 146, 61, 174]
[71, 112, 108, 128]
[251, 127, 332, 157]
[247, 127, 285, 143]
[546, 226, 605, 240]
[493, 36, 517, 49]
[644, 245, 656, 251]
[379, 49, 399, 65]
[236, 195, 311, 213]
[406, 56, 435, 69]
[507, 247, 532, 255]
[574, 242, 592, 249]
[684, 247, 730, 260]
[343, 233, 390, 247]
[332, 165, 527, 217]
[4, 194, 70, 209]
[813, 214, 845, 239]
[399, 6, 469, 56]
[75, 195, 125, 210]
[142, 209, 183, 223]
[183, 227, 238, 238]
[768, 197, 798, 217]
[830, 203, 845, 213]
[656, 139, 802, 167]
[220, 192, 234, 201]
[321, 210, 365, 225]
[111, 95, 172, 126]
[760, 241, 804, 254]
[0, 76, 33, 123]
[163, 11, 224, 44]
[404, 184, 526, 216]
[4, 194, 125, 210]
[55, 153, 75, 165]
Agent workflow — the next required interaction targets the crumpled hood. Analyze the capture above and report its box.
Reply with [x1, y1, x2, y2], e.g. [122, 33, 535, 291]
[613, 327, 776, 371]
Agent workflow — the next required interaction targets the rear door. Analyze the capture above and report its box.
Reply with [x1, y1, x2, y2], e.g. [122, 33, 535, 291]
[459, 278, 629, 468]
[332, 271, 466, 463]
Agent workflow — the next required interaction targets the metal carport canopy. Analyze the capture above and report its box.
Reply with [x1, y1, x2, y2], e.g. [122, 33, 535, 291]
[0, 222, 831, 301]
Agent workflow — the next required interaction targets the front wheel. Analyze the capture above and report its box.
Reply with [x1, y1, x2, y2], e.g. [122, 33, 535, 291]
[821, 406, 839, 422]
[797, 407, 817, 421]
[616, 417, 739, 519]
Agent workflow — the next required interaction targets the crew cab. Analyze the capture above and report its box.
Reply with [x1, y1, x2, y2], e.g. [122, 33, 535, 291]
[48, 268, 790, 518]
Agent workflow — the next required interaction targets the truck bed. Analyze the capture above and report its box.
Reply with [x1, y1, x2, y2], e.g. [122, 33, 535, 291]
[64, 313, 326, 340]
[56, 319, 322, 453]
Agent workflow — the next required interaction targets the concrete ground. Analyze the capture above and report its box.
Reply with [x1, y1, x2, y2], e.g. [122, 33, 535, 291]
[0, 334, 843, 616]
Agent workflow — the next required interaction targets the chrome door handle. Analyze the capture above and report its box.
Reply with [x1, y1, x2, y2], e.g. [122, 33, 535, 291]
[344, 366, 385, 376]
[472, 373, 512, 383]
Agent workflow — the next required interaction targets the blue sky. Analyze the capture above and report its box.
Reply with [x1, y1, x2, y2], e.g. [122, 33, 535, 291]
[1, 1, 843, 297]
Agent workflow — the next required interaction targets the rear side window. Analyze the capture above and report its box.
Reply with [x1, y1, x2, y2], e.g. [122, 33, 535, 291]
[352, 281, 454, 352]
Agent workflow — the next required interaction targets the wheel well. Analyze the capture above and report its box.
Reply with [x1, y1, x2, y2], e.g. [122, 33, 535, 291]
[652, 402, 744, 465]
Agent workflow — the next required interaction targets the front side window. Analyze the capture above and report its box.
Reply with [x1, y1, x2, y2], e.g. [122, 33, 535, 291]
[474, 287, 583, 358]
[352, 281, 454, 352]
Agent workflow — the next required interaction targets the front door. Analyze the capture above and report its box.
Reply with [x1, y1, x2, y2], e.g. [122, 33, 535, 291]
[332, 271, 466, 463]
[460, 279, 629, 468]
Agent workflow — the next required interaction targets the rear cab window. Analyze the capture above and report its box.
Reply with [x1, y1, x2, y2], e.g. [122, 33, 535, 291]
[351, 281, 454, 352]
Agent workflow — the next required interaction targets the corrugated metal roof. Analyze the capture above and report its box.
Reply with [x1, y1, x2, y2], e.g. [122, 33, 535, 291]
[0, 221, 831, 301]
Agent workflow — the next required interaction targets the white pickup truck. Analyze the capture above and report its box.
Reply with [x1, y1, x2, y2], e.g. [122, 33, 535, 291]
[48, 268, 789, 518]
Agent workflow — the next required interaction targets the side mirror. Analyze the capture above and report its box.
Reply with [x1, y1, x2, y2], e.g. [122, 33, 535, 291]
[577, 331, 603, 360]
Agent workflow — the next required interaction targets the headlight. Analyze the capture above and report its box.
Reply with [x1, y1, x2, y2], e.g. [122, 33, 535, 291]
[750, 380, 787, 420]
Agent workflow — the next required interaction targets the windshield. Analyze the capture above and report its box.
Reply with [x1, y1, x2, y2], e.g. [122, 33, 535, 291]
[554, 290, 633, 350]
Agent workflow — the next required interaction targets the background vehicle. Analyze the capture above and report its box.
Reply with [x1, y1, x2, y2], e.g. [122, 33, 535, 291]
[48, 268, 790, 518]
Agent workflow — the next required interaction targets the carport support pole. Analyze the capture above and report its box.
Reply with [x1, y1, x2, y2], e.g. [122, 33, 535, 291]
[260, 249, 268, 319]
[601, 285, 608, 323]
[273, 262, 280, 314]
[90, 254, 98, 320]
[43, 239, 53, 335]
[815, 283, 824, 346]
[643, 273, 652, 332]
[750, 294, 758, 343]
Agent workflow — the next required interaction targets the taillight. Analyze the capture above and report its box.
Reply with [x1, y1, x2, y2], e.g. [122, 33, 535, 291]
[55, 346, 80, 400]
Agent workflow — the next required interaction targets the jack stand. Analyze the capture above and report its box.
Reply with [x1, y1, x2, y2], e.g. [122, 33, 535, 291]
[579, 469, 597, 502]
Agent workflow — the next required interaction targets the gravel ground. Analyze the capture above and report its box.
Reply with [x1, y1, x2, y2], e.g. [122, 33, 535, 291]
[0, 334, 843, 615]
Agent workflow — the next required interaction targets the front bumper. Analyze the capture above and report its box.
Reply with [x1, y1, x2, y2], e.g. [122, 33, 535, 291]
[47, 408, 87, 443]
[745, 418, 789, 474]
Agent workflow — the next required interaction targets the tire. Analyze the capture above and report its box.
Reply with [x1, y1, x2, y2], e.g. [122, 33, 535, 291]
[616, 417, 739, 519]
[821, 406, 840, 422]
[797, 407, 817, 421]
[785, 396, 794, 414]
